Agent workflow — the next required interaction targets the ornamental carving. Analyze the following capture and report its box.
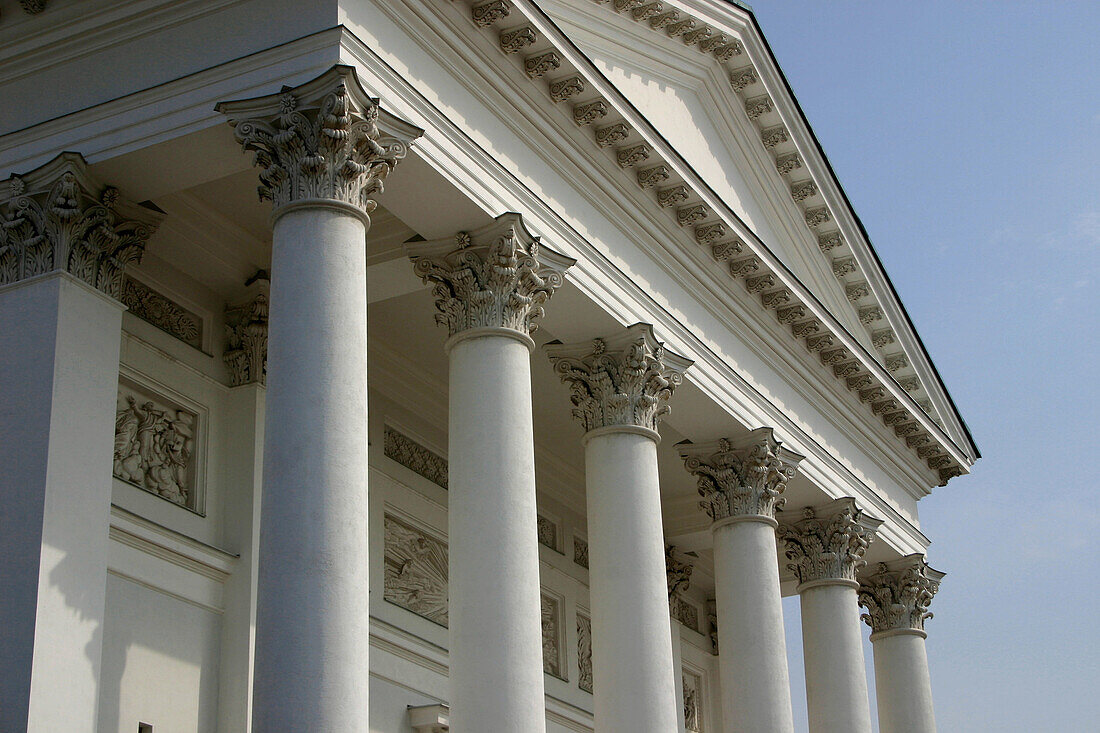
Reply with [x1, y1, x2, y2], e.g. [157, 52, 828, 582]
[598, 124, 632, 148]
[121, 276, 202, 349]
[541, 593, 565, 679]
[761, 125, 789, 149]
[383, 514, 449, 626]
[545, 323, 693, 434]
[858, 555, 944, 635]
[383, 426, 448, 489]
[577, 612, 593, 693]
[666, 544, 693, 597]
[537, 514, 561, 552]
[406, 213, 574, 339]
[224, 279, 269, 386]
[776, 152, 803, 175]
[638, 165, 671, 188]
[679, 428, 804, 522]
[525, 51, 562, 78]
[216, 65, 417, 215]
[683, 671, 703, 732]
[573, 100, 608, 125]
[779, 498, 882, 585]
[113, 381, 198, 510]
[0, 154, 162, 298]
[573, 536, 589, 569]
[472, 0, 509, 28]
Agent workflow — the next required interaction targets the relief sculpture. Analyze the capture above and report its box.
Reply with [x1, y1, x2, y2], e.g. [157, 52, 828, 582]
[383, 514, 449, 626]
[577, 612, 593, 693]
[113, 384, 197, 510]
[541, 594, 564, 679]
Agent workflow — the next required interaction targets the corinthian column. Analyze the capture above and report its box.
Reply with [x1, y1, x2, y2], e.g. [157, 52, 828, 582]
[217, 65, 419, 732]
[546, 325, 692, 732]
[0, 153, 161, 733]
[859, 555, 944, 733]
[678, 429, 803, 733]
[780, 498, 882, 733]
[407, 213, 573, 733]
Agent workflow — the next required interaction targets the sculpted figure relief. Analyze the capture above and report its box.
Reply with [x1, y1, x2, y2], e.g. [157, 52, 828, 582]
[113, 388, 196, 509]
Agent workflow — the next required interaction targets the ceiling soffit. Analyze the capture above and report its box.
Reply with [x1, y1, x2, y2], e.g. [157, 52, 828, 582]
[437, 0, 971, 486]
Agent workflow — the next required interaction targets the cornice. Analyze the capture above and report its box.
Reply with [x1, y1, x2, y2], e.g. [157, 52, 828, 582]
[447, 0, 971, 486]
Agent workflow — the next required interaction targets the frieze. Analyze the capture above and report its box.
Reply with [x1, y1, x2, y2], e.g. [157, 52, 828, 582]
[113, 380, 199, 511]
[383, 426, 448, 489]
[121, 276, 203, 349]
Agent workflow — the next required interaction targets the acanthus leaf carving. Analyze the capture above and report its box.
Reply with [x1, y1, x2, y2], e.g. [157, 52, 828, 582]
[858, 554, 944, 635]
[406, 213, 573, 339]
[224, 275, 269, 386]
[778, 498, 882, 586]
[545, 323, 692, 434]
[678, 428, 805, 522]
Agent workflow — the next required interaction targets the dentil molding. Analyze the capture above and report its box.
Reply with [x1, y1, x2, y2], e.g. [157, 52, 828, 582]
[405, 212, 575, 340]
[677, 426, 805, 523]
[545, 322, 693, 434]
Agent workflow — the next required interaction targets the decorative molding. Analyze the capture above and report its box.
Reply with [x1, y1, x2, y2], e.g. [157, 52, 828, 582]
[0, 152, 162, 298]
[791, 180, 818, 202]
[122, 275, 202, 349]
[678, 427, 805, 522]
[383, 426, 448, 489]
[499, 24, 537, 53]
[779, 498, 882, 586]
[471, 0, 510, 28]
[577, 611, 593, 693]
[383, 514, 449, 626]
[215, 65, 420, 216]
[545, 322, 693, 434]
[597, 123, 631, 148]
[525, 50, 562, 78]
[858, 554, 944, 636]
[405, 212, 574, 339]
[113, 379, 198, 511]
[223, 274, 268, 386]
[549, 74, 586, 102]
[572, 99, 608, 125]
[541, 592, 565, 679]
[573, 535, 589, 569]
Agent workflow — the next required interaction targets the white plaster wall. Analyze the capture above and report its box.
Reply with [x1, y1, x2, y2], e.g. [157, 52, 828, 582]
[97, 574, 222, 733]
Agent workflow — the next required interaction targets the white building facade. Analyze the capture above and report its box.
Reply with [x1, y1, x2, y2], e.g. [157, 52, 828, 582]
[0, 1, 978, 732]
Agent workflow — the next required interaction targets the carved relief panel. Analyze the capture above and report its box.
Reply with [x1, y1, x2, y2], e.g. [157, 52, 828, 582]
[383, 514, 449, 626]
[573, 535, 589, 569]
[383, 425, 448, 489]
[113, 378, 201, 512]
[683, 670, 704, 732]
[541, 593, 565, 680]
[577, 611, 593, 693]
[537, 513, 562, 553]
[120, 275, 203, 350]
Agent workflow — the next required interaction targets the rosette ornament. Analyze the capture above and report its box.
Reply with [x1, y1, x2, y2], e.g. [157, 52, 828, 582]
[545, 323, 693, 435]
[678, 427, 805, 523]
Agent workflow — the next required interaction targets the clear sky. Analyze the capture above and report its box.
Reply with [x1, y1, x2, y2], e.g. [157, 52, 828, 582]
[752, 2, 1100, 731]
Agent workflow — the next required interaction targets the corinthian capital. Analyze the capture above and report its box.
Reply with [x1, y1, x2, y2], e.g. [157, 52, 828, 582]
[858, 554, 944, 637]
[224, 273, 269, 386]
[405, 212, 574, 340]
[678, 428, 805, 524]
[545, 323, 693, 435]
[216, 65, 422, 218]
[0, 152, 163, 298]
[779, 497, 883, 587]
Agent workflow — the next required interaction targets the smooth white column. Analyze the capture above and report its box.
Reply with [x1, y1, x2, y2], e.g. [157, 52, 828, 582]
[447, 330, 546, 732]
[781, 498, 882, 733]
[586, 427, 680, 732]
[0, 273, 123, 733]
[712, 518, 795, 732]
[858, 554, 943, 733]
[678, 430, 802, 733]
[407, 213, 572, 732]
[800, 580, 873, 733]
[547, 323, 692, 733]
[872, 630, 936, 733]
[250, 205, 369, 732]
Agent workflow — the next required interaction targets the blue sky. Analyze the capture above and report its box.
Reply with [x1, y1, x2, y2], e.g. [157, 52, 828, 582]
[754, 2, 1100, 731]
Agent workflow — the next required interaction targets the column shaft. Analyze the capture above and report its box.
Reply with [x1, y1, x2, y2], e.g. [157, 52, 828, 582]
[0, 274, 123, 732]
[712, 519, 795, 733]
[873, 632, 936, 733]
[800, 582, 873, 733]
[252, 206, 369, 731]
[447, 332, 546, 732]
[586, 429, 679, 732]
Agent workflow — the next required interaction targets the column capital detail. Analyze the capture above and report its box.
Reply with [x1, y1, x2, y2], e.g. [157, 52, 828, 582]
[779, 497, 883, 587]
[665, 544, 693, 598]
[224, 272, 270, 386]
[405, 212, 574, 340]
[545, 323, 693, 434]
[216, 65, 423, 219]
[858, 554, 944, 636]
[0, 152, 163, 299]
[677, 427, 805, 523]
